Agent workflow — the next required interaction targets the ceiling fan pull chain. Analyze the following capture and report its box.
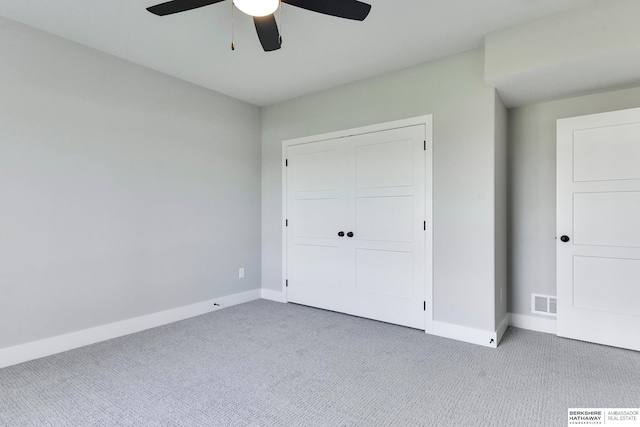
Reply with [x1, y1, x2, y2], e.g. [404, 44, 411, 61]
[231, 0, 236, 51]
[273, 0, 282, 46]
[278, 0, 282, 46]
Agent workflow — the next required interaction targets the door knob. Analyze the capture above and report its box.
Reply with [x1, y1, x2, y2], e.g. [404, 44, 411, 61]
[338, 231, 345, 237]
[347, 232, 354, 238]
[560, 235, 570, 242]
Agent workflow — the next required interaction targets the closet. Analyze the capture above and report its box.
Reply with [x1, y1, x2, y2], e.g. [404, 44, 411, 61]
[284, 120, 432, 329]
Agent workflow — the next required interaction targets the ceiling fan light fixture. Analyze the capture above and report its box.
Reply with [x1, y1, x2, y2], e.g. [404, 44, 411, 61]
[233, 0, 279, 17]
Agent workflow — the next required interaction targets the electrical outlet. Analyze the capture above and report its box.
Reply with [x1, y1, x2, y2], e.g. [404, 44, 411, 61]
[239, 268, 245, 279]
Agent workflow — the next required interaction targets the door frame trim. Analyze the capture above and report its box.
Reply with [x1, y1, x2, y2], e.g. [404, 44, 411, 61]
[281, 115, 434, 333]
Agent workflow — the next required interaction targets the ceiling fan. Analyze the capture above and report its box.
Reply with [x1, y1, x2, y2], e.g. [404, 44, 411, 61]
[146, 0, 372, 52]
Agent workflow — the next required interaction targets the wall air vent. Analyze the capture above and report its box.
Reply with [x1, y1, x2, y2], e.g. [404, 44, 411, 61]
[531, 294, 557, 317]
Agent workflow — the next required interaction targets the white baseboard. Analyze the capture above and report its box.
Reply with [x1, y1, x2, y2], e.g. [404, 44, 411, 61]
[0, 293, 558, 368]
[261, 288, 286, 303]
[431, 320, 498, 348]
[430, 313, 549, 349]
[497, 315, 509, 345]
[0, 289, 261, 369]
[508, 313, 557, 335]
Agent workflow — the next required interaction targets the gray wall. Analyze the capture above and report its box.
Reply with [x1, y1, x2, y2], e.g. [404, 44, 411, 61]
[0, 18, 262, 349]
[508, 85, 640, 317]
[485, 0, 640, 108]
[262, 49, 501, 332]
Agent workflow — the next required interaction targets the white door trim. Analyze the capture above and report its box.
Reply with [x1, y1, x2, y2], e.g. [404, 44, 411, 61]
[281, 115, 434, 332]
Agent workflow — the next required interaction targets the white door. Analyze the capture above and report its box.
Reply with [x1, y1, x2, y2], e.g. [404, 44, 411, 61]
[286, 125, 429, 329]
[557, 107, 640, 351]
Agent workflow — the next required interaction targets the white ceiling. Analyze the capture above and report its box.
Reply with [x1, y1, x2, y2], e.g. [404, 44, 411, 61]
[0, 0, 592, 106]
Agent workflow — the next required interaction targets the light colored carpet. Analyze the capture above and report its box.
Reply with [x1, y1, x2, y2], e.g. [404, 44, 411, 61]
[1, 299, 639, 426]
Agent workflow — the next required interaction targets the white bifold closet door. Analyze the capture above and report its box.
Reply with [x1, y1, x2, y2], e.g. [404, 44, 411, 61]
[557, 107, 640, 351]
[286, 125, 427, 329]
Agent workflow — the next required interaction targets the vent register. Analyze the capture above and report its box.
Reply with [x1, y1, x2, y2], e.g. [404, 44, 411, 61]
[531, 294, 557, 316]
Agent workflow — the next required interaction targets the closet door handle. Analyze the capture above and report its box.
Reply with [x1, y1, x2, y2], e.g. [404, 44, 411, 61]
[338, 231, 345, 237]
[347, 232, 354, 238]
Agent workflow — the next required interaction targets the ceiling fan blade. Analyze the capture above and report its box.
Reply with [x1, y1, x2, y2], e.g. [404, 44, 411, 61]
[283, 0, 371, 21]
[254, 15, 281, 52]
[147, 0, 226, 16]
